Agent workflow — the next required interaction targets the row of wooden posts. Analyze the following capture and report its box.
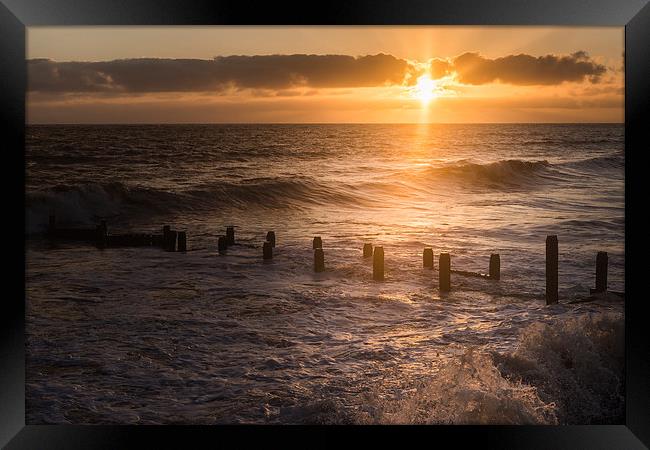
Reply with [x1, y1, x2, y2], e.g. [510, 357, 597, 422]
[45, 216, 609, 304]
[47, 215, 187, 252]
[312, 234, 607, 305]
[316, 238, 498, 291]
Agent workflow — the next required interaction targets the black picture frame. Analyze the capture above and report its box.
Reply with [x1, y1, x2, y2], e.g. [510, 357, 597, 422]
[2, 0, 649, 447]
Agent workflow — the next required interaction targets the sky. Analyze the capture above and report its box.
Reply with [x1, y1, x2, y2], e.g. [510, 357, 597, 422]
[26, 26, 624, 124]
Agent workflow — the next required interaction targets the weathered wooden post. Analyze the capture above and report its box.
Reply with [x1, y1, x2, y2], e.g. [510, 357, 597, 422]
[266, 231, 276, 247]
[313, 236, 322, 249]
[96, 220, 108, 249]
[363, 243, 373, 258]
[166, 230, 177, 252]
[489, 254, 500, 280]
[423, 248, 434, 268]
[594, 251, 608, 293]
[177, 231, 187, 252]
[226, 226, 235, 245]
[373, 246, 384, 281]
[218, 236, 228, 254]
[546, 235, 558, 304]
[314, 248, 325, 272]
[152, 234, 164, 247]
[439, 253, 451, 292]
[263, 241, 273, 260]
[162, 225, 170, 249]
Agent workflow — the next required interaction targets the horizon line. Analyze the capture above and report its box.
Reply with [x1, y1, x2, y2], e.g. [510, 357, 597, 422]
[27, 121, 625, 126]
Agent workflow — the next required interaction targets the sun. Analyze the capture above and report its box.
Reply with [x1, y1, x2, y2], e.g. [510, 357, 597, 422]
[412, 74, 438, 105]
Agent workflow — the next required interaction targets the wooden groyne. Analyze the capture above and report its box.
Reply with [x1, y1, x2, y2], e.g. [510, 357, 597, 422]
[440, 253, 500, 281]
[314, 248, 325, 272]
[266, 231, 276, 248]
[44, 217, 617, 303]
[591, 251, 608, 294]
[46, 215, 188, 252]
[439, 253, 451, 292]
[546, 235, 559, 304]
[373, 246, 385, 281]
[263, 241, 273, 260]
[423, 248, 434, 269]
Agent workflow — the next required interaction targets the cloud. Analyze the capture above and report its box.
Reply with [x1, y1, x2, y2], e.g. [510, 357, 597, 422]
[429, 58, 453, 79]
[450, 51, 607, 85]
[28, 54, 416, 93]
[28, 51, 611, 96]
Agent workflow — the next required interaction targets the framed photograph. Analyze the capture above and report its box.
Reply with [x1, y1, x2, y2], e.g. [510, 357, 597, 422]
[2, 0, 649, 447]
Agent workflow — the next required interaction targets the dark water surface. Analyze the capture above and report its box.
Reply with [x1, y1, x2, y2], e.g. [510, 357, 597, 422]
[26, 124, 624, 424]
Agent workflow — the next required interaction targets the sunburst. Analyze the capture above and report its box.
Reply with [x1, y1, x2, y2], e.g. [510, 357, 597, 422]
[412, 74, 438, 105]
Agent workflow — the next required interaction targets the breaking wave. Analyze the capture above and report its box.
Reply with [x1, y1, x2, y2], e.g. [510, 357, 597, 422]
[560, 154, 624, 171]
[426, 159, 555, 189]
[276, 312, 624, 425]
[25, 156, 623, 233]
[25, 178, 362, 233]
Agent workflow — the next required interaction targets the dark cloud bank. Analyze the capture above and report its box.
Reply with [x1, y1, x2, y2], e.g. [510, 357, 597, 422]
[29, 52, 608, 94]
[451, 51, 607, 85]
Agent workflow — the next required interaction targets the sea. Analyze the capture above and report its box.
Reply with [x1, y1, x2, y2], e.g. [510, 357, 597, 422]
[25, 123, 625, 424]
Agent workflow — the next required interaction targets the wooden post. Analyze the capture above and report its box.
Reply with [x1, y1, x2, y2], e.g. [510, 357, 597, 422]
[439, 253, 451, 292]
[595, 251, 608, 293]
[313, 236, 322, 249]
[546, 235, 558, 304]
[373, 246, 384, 281]
[96, 221, 107, 249]
[314, 248, 325, 272]
[423, 248, 434, 268]
[178, 231, 187, 252]
[489, 254, 500, 280]
[263, 241, 273, 260]
[166, 230, 177, 252]
[218, 236, 228, 254]
[266, 231, 276, 247]
[162, 225, 170, 249]
[226, 226, 235, 245]
[48, 215, 56, 234]
[363, 243, 373, 258]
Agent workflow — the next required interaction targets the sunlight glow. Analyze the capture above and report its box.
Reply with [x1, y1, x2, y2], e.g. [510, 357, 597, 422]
[413, 75, 438, 105]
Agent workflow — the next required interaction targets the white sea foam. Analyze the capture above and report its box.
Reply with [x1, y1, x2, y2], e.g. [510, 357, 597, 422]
[288, 312, 624, 425]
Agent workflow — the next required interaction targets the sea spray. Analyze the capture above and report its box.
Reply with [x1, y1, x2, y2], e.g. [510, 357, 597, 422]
[350, 312, 623, 425]
[494, 311, 624, 424]
[352, 348, 557, 425]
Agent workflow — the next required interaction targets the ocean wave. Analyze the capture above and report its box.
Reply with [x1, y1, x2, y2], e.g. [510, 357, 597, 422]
[426, 159, 555, 189]
[494, 311, 624, 424]
[25, 155, 623, 234]
[26, 182, 175, 233]
[186, 177, 362, 209]
[522, 138, 619, 146]
[376, 312, 622, 425]
[560, 154, 624, 171]
[25, 178, 363, 233]
[280, 312, 623, 425]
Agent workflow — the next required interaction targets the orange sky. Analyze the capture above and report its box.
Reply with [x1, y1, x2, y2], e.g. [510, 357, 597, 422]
[26, 26, 624, 124]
